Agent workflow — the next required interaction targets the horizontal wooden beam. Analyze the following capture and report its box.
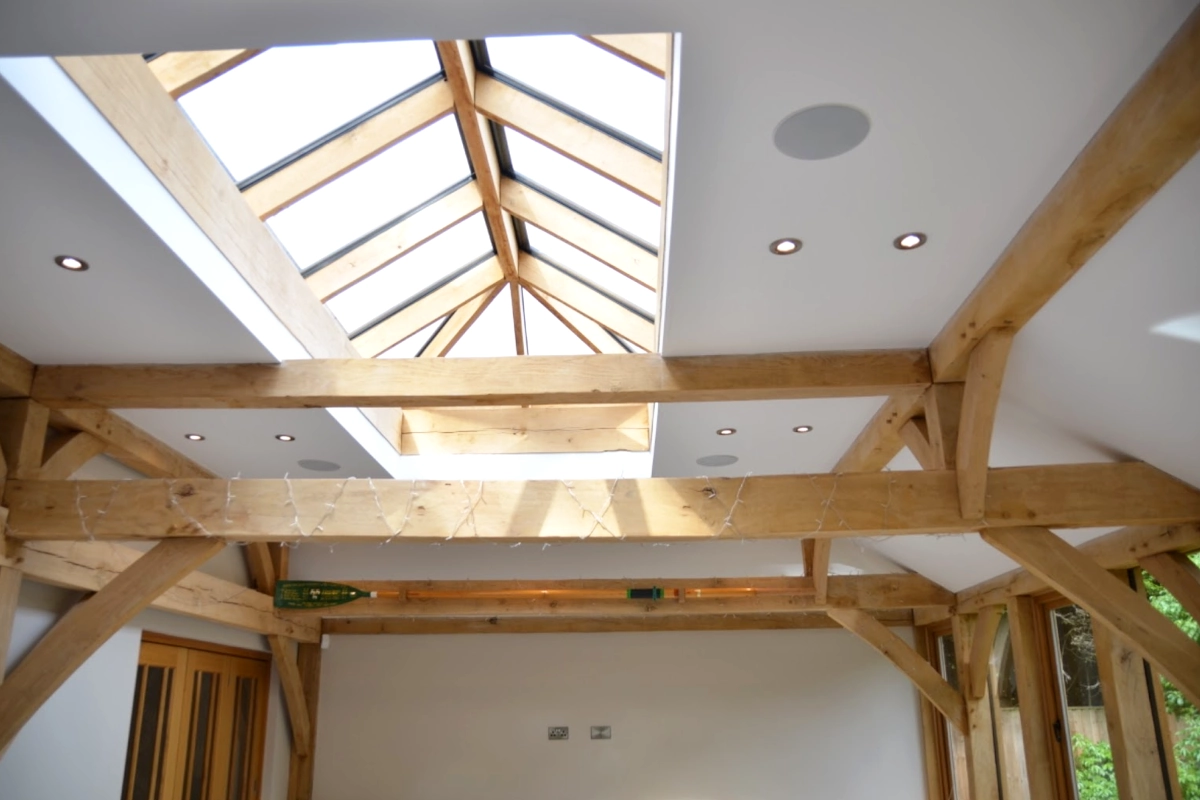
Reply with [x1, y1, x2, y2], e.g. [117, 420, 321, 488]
[475, 74, 663, 203]
[3, 539, 319, 642]
[324, 609, 915, 635]
[956, 523, 1200, 613]
[582, 34, 670, 77]
[400, 404, 650, 455]
[304, 575, 952, 619]
[928, 6, 1200, 381]
[32, 348, 931, 409]
[6, 463, 1197, 543]
[244, 81, 454, 219]
[147, 49, 260, 98]
[305, 180, 483, 303]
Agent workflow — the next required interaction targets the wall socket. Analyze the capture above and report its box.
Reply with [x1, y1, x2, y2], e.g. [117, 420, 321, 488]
[548, 726, 569, 740]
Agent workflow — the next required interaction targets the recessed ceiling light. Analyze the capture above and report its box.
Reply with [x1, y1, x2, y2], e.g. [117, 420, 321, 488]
[893, 232, 927, 250]
[184, 433, 205, 441]
[793, 425, 814, 433]
[716, 427, 737, 436]
[54, 255, 89, 271]
[769, 238, 802, 255]
[275, 434, 296, 442]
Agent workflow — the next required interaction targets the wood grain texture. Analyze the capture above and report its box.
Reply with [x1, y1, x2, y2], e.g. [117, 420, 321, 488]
[966, 605, 1001, 699]
[475, 74, 663, 203]
[810, 540, 831, 604]
[0, 342, 33, 398]
[0, 538, 224, 750]
[929, 6, 1200, 380]
[952, 613, 1001, 799]
[50, 408, 216, 479]
[956, 328, 1015, 518]
[267, 635, 311, 758]
[286, 643, 322, 800]
[958, 523, 1200, 612]
[833, 392, 926, 472]
[32, 348, 931, 409]
[38, 431, 106, 480]
[899, 417, 938, 471]
[306, 181, 482, 302]
[582, 34, 670, 77]
[982, 526, 1200, 708]
[6, 464, 1197, 543]
[829, 608, 967, 732]
[148, 49, 260, 97]
[0, 566, 20, 683]
[924, 382, 964, 470]
[1006, 596, 1058, 800]
[400, 404, 650, 455]
[0, 399, 48, 480]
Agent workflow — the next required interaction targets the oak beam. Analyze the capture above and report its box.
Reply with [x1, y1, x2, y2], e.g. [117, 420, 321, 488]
[148, 49, 260, 97]
[285, 643, 321, 800]
[810, 541, 831, 604]
[1007, 596, 1059, 799]
[306, 181, 483, 303]
[981, 526, 1200, 708]
[833, 392, 925, 472]
[50, 408, 217, 479]
[924, 382, 964, 470]
[828, 608, 966, 732]
[475, 74, 663, 203]
[952, 613, 1001, 799]
[32, 348, 932, 409]
[0, 342, 34, 398]
[582, 34, 670, 77]
[958, 523, 1200, 613]
[6, 463, 1199, 543]
[400, 404, 649, 455]
[0, 399, 49, 480]
[956, 328, 1014, 518]
[898, 417, 938, 471]
[38, 431, 106, 480]
[267, 635, 312, 758]
[0, 567, 20, 682]
[1140, 550, 1200, 622]
[965, 605, 1002, 699]
[929, 6, 1200, 380]
[0, 538, 225, 751]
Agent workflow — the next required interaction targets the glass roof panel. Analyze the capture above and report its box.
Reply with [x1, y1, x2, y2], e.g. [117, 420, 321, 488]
[505, 130, 661, 247]
[376, 316, 447, 359]
[445, 291, 518, 358]
[522, 288, 595, 356]
[526, 227, 657, 317]
[485, 35, 665, 151]
[179, 40, 441, 182]
[326, 212, 493, 336]
[268, 116, 471, 269]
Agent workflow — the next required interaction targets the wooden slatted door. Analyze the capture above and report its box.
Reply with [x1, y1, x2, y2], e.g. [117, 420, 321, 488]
[122, 637, 270, 800]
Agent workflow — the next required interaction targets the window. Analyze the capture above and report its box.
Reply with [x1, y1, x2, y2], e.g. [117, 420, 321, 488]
[1048, 604, 1115, 800]
[936, 632, 972, 800]
[121, 635, 270, 800]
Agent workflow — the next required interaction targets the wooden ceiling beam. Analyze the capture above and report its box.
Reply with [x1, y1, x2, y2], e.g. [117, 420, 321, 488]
[324, 610, 915, 635]
[929, 6, 1200, 381]
[956, 523, 1200, 613]
[582, 34, 670, 78]
[833, 391, 925, 473]
[400, 404, 649, 455]
[38, 431, 106, 480]
[147, 49, 261, 98]
[306, 180, 483, 303]
[6, 463, 1197, 543]
[419, 285, 502, 358]
[475, 74, 664, 203]
[518, 253, 656, 350]
[501, 178, 659, 289]
[956, 328, 1015, 518]
[0, 399, 49, 480]
[525, 288, 627, 354]
[31, 348, 931, 409]
[351, 257, 505, 357]
[0, 342, 34, 398]
[981, 526, 1200, 709]
[244, 81, 454, 219]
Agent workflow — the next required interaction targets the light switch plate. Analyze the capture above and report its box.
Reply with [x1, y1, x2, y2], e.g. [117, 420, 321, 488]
[591, 726, 612, 740]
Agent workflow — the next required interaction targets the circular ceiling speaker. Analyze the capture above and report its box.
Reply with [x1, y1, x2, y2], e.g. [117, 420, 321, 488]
[774, 104, 871, 160]
[298, 458, 342, 472]
[696, 454, 739, 467]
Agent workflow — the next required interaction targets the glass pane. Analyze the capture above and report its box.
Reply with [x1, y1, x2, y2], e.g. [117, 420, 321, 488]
[526, 226, 656, 316]
[505, 131, 660, 246]
[268, 116, 472, 268]
[186, 671, 219, 800]
[377, 316, 447, 359]
[486, 35, 666, 151]
[226, 676, 256, 800]
[179, 40, 441, 181]
[990, 613, 1032, 799]
[326, 212, 493, 335]
[523, 288, 594, 356]
[122, 665, 174, 800]
[445, 290, 517, 358]
[1142, 556, 1200, 796]
[1051, 606, 1115, 800]
[938, 634, 970, 800]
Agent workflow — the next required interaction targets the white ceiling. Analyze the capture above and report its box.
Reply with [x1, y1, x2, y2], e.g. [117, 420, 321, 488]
[0, 0, 1197, 592]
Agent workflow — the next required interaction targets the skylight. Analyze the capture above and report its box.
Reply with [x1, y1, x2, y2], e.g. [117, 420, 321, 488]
[152, 33, 672, 359]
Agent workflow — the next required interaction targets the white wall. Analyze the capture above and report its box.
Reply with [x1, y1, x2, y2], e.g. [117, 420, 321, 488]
[314, 629, 927, 800]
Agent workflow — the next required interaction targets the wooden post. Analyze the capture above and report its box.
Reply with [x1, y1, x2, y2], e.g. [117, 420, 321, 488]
[287, 642, 323, 800]
[913, 626, 950, 800]
[952, 613, 1000, 800]
[0, 566, 20, 682]
[1006, 596, 1059, 798]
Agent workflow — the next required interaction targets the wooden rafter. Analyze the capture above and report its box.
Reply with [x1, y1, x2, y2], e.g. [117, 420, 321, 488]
[419, 285, 502, 357]
[38, 431, 106, 480]
[351, 257, 505, 357]
[307, 181, 484, 303]
[148, 49, 261, 98]
[244, 81, 455, 219]
[582, 34, 671, 78]
[435, 40, 526, 355]
[525, 288, 627, 354]
[833, 392, 925, 473]
[6, 463, 1197, 543]
[981, 526, 1200, 708]
[501, 178, 659, 289]
[929, 6, 1200, 380]
[475, 74, 664, 203]
[0, 538, 225, 751]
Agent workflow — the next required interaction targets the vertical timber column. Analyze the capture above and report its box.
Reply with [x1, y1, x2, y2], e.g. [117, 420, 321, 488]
[1006, 596, 1059, 798]
[952, 613, 1000, 800]
[287, 642, 323, 800]
[0, 567, 20, 681]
